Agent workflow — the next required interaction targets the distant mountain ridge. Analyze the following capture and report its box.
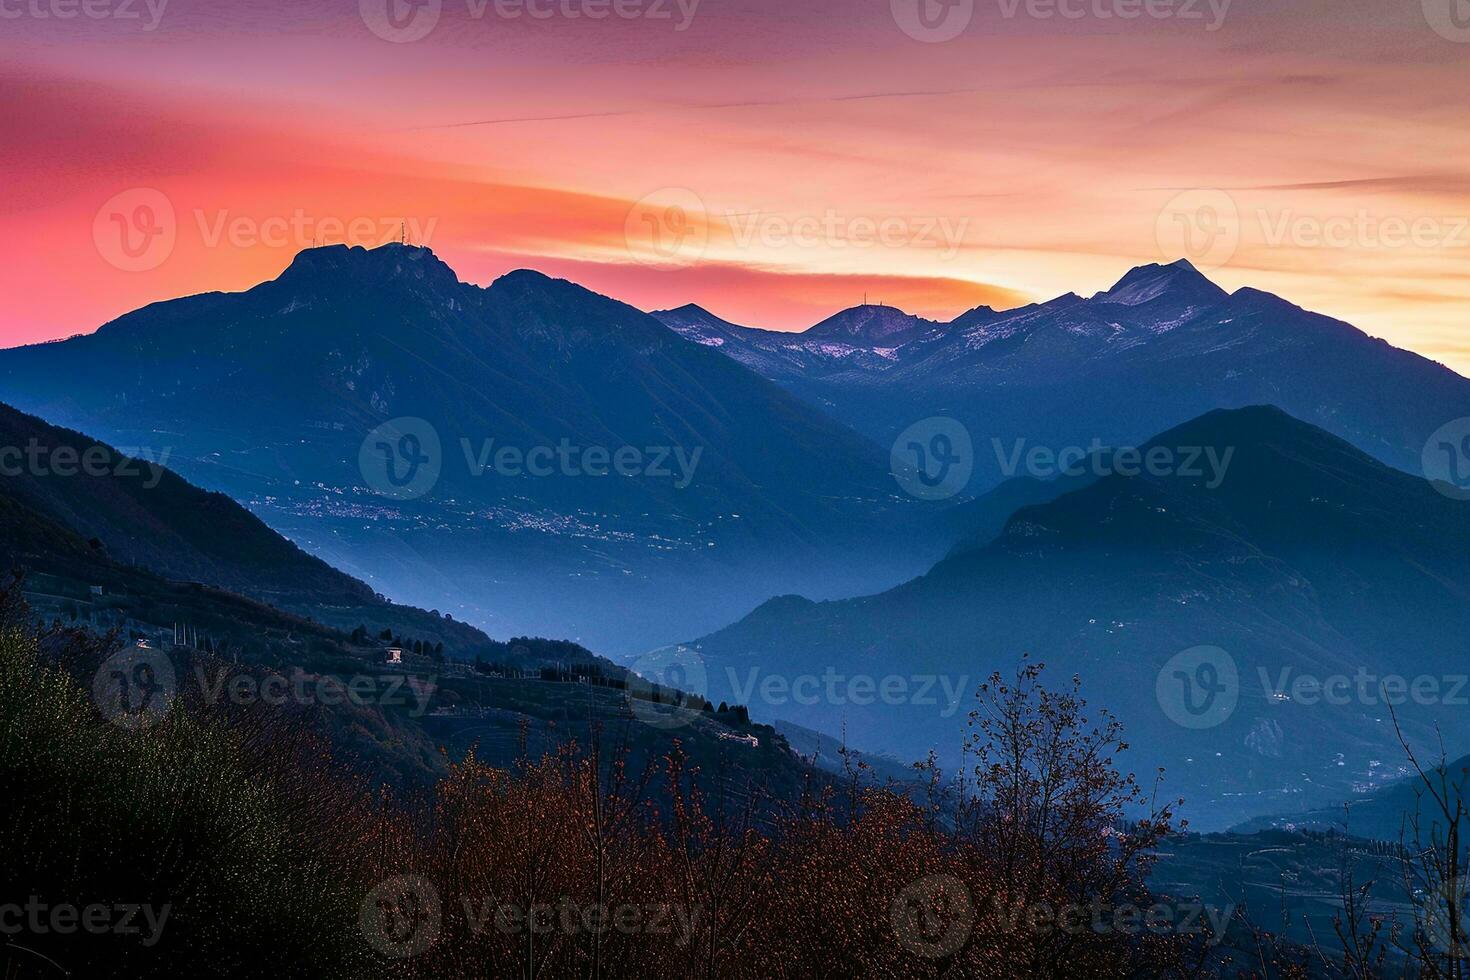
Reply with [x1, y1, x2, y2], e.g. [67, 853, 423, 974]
[651, 302, 921, 385]
[652, 259, 1470, 492]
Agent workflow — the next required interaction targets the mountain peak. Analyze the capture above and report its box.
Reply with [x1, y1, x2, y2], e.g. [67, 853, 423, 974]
[277, 242, 460, 290]
[662, 303, 715, 318]
[803, 305, 940, 346]
[493, 267, 554, 285]
[949, 304, 1001, 330]
[1148, 403, 1304, 446]
[1095, 258, 1227, 308]
[650, 303, 769, 341]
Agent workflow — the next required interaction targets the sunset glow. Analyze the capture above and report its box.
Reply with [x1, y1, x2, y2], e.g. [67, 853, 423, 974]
[4, 0, 1469, 367]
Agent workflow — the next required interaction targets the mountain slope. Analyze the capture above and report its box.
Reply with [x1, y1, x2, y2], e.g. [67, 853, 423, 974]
[0, 400, 495, 654]
[688, 406, 1470, 829]
[0, 395, 853, 812]
[0, 401, 370, 604]
[1233, 751, 1470, 843]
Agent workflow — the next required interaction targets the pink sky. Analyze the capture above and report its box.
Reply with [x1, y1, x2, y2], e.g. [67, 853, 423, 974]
[3, 0, 1469, 368]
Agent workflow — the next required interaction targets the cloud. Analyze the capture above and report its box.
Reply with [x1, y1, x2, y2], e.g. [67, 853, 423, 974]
[410, 85, 1000, 131]
[1241, 175, 1470, 197]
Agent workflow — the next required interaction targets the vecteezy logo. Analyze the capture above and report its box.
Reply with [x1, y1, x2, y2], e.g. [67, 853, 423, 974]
[1156, 646, 1238, 729]
[890, 417, 973, 501]
[890, 874, 974, 959]
[624, 188, 709, 269]
[890, 0, 974, 42]
[91, 644, 177, 731]
[625, 644, 708, 729]
[93, 188, 176, 272]
[359, 0, 442, 42]
[1423, 418, 1470, 500]
[360, 875, 441, 959]
[359, 417, 442, 501]
[1423, 0, 1470, 41]
[1155, 189, 1240, 272]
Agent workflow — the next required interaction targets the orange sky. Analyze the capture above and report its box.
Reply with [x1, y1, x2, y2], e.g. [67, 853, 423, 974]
[2, 0, 1469, 369]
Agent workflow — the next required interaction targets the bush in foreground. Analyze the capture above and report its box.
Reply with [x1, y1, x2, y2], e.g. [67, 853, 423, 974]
[1, 588, 1216, 978]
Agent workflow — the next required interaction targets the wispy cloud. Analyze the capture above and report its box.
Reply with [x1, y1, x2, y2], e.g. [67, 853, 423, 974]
[409, 86, 998, 131]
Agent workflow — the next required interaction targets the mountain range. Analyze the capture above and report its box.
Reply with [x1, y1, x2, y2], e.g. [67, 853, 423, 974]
[12, 248, 1461, 657]
[8, 245, 1470, 832]
[0, 245, 941, 653]
[655, 259, 1470, 491]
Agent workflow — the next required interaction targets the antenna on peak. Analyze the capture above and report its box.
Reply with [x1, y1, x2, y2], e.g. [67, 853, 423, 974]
[401, 221, 407, 246]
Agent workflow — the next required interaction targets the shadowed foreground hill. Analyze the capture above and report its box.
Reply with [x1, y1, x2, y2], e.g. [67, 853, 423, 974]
[1, 606, 1217, 979]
